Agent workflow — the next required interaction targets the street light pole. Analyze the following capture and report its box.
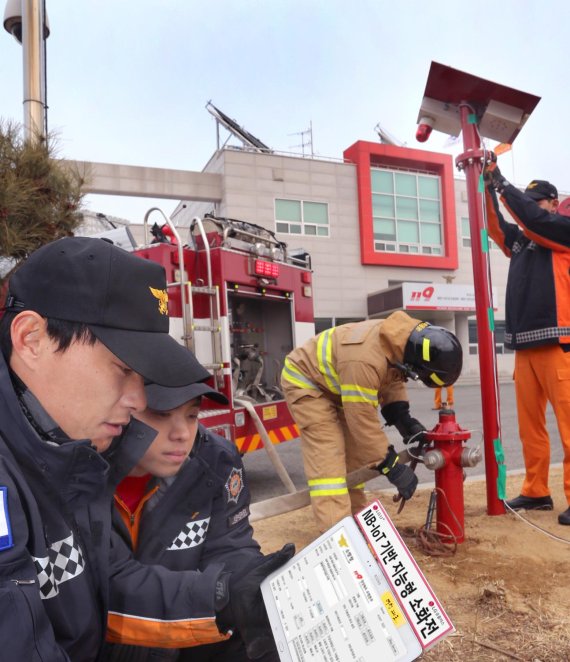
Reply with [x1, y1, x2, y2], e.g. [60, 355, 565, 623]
[4, 0, 49, 143]
[416, 62, 540, 517]
[22, 0, 46, 142]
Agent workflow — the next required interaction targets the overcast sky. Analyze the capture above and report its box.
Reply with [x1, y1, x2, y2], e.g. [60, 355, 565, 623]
[1, 0, 569, 222]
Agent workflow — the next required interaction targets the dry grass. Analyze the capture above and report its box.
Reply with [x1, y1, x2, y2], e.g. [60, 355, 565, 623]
[422, 608, 570, 661]
[254, 468, 570, 661]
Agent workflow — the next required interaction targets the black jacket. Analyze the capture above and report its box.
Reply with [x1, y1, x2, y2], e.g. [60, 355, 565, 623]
[0, 351, 149, 660]
[105, 426, 264, 660]
[485, 184, 570, 349]
[0, 352, 227, 661]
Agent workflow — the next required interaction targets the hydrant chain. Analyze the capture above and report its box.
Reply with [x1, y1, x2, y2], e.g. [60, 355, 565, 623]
[422, 409, 482, 544]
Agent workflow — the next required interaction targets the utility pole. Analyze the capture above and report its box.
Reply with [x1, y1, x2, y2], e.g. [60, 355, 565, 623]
[3, 0, 50, 143]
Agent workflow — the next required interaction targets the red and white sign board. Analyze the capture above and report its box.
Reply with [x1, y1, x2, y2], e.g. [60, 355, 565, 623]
[355, 499, 455, 651]
[403, 282, 497, 312]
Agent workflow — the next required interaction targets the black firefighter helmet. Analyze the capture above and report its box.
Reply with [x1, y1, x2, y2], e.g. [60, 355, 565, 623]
[402, 322, 463, 388]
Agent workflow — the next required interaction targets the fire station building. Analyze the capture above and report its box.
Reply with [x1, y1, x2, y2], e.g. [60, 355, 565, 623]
[146, 140, 561, 381]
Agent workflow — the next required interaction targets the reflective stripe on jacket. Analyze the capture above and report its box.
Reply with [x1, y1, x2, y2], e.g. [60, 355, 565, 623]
[282, 311, 419, 452]
[283, 311, 417, 402]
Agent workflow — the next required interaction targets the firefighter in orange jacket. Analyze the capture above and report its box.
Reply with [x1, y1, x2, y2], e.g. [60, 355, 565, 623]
[485, 156, 570, 525]
[281, 311, 463, 531]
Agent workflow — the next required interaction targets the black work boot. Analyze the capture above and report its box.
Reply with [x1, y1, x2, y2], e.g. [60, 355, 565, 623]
[506, 495, 553, 511]
[558, 508, 570, 525]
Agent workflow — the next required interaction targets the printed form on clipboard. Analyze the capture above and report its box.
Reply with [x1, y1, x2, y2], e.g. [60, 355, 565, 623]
[261, 500, 454, 662]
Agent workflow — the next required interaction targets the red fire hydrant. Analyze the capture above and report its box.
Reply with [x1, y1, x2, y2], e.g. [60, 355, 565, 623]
[422, 408, 482, 544]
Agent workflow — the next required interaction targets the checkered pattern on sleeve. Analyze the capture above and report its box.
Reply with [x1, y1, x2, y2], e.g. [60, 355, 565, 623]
[167, 516, 210, 551]
[33, 532, 85, 600]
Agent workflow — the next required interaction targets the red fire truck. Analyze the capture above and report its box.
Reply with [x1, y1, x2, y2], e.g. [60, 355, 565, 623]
[134, 211, 315, 454]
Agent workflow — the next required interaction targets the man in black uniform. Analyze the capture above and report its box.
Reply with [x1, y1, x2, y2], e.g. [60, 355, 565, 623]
[0, 237, 290, 661]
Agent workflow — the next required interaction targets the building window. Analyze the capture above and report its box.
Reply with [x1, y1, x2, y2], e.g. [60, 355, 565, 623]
[468, 319, 513, 355]
[462, 216, 499, 250]
[315, 317, 364, 334]
[315, 318, 333, 334]
[334, 317, 364, 326]
[275, 199, 329, 237]
[370, 168, 442, 256]
[461, 217, 471, 248]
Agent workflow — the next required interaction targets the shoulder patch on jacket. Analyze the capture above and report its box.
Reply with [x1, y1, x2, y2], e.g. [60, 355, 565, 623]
[0, 487, 14, 551]
[225, 467, 244, 504]
[228, 506, 250, 528]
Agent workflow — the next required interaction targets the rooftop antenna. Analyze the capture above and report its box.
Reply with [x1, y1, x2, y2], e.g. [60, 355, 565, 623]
[288, 121, 314, 157]
[206, 100, 272, 153]
[374, 122, 406, 147]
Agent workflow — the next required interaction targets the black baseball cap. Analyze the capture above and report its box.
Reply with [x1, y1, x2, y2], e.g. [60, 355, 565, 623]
[4, 236, 210, 387]
[145, 382, 229, 411]
[524, 180, 558, 201]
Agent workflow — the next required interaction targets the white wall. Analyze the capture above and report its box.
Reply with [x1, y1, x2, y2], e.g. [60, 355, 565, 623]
[131, 148, 525, 378]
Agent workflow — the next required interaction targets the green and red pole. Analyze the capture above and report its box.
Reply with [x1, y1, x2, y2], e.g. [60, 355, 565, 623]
[456, 104, 505, 516]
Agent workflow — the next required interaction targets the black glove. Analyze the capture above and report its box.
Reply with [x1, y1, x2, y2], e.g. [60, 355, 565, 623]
[377, 446, 418, 501]
[381, 401, 426, 445]
[216, 543, 295, 659]
[483, 152, 509, 194]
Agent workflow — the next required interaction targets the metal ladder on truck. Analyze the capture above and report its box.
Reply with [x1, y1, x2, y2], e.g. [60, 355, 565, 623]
[185, 216, 224, 390]
[188, 215, 305, 496]
[142, 209, 224, 390]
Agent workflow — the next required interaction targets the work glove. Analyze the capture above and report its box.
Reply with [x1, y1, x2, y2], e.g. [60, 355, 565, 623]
[381, 401, 426, 445]
[215, 543, 296, 659]
[483, 151, 509, 194]
[377, 446, 418, 501]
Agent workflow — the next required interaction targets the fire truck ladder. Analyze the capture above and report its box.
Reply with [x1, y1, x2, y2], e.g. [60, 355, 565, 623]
[142, 209, 224, 389]
[185, 217, 224, 390]
[189, 215, 308, 504]
[187, 283, 224, 390]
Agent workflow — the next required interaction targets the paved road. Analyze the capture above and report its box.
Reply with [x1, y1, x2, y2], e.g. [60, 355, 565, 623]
[242, 381, 563, 502]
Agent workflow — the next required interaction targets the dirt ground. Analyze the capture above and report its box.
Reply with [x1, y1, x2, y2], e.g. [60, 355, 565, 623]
[253, 468, 570, 662]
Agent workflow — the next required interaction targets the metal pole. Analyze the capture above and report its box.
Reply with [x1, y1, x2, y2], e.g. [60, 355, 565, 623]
[456, 104, 505, 516]
[234, 398, 297, 495]
[21, 0, 46, 142]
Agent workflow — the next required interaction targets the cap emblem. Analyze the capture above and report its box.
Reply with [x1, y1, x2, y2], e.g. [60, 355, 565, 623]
[149, 287, 169, 315]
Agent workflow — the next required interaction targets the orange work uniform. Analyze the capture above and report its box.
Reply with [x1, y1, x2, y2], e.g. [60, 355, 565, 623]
[433, 385, 454, 409]
[486, 184, 570, 504]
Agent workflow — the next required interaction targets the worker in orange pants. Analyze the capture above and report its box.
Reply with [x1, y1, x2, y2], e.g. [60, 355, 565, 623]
[514, 345, 570, 507]
[484, 160, 570, 524]
[433, 385, 454, 410]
